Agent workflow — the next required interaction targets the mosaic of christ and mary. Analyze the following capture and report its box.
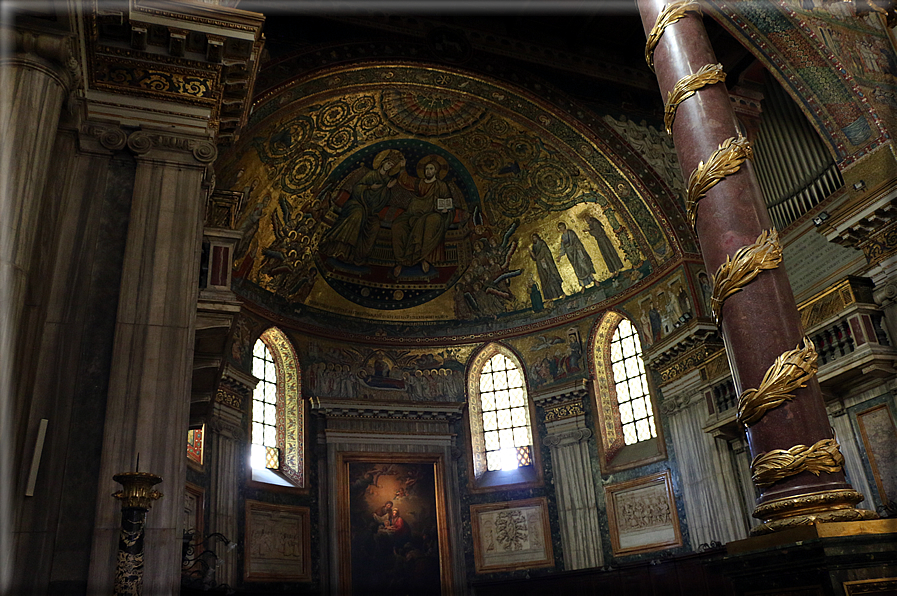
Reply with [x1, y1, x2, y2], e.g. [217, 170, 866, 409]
[319, 149, 466, 273]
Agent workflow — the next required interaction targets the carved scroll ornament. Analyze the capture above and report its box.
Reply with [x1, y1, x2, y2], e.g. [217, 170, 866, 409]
[664, 63, 726, 134]
[751, 438, 844, 488]
[710, 229, 783, 325]
[737, 338, 818, 427]
[686, 135, 753, 228]
[644, 1, 703, 72]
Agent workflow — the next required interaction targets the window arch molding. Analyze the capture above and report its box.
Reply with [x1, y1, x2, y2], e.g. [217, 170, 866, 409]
[466, 342, 542, 491]
[590, 311, 666, 474]
[250, 326, 305, 488]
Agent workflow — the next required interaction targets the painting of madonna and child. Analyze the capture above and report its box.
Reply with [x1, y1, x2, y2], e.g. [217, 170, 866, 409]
[345, 458, 449, 595]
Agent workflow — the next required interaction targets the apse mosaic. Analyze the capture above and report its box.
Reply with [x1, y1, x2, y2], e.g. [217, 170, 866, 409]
[220, 63, 679, 335]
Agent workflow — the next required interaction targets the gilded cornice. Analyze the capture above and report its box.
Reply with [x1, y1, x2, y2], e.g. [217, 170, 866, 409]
[645, 319, 723, 385]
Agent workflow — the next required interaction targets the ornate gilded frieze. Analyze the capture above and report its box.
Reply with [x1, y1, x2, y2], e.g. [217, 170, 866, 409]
[796, 276, 872, 331]
[710, 229, 783, 324]
[736, 337, 818, 427]
[542, 400, 585, 423]
[83, 5, 264, 143]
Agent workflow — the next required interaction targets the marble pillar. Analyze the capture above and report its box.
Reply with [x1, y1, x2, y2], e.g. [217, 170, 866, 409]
[87, 129, 217, 595]
[0, 29, 73, 588]
[663, 394, 749, 545]
[637, 0, 873, 533]
[543, 412, 603, 570]
[829, 405, 876, 511]
[207, 387, 250, 587]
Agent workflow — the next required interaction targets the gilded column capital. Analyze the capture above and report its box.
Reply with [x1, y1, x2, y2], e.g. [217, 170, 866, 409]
[126, 129, 218, 164]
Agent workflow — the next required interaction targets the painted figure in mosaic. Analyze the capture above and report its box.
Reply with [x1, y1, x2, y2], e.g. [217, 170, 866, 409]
[529, 232, 565, 301]
[584, 216, 624, 276]
[319, 148, 405, 265]
[391, 155, 456, 277]
[556, 222, 595, 289]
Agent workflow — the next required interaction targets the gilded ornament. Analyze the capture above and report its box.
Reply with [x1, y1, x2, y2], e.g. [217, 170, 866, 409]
[645, 1, 703, 72]
[737, 337, 818, 427]
[710, 229, 783, 325]
[685, 135, 753, 228]
[750, 438, 844, 488]
[664, 63, 726, 134]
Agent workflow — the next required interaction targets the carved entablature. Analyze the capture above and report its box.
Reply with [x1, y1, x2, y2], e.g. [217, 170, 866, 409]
[531, 378, 589, 424]
[310, 398, 464, 423]
[823, 190, 897, 268]
[644, 319, 723, 386]
[82, 1, 264, 142]
[206, 189, 243, 229]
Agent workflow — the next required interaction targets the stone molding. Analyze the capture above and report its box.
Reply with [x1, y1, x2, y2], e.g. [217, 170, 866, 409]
[77, 121, 128, 153]
[531, 378, 589, 407]
[311, 398, 464, 422]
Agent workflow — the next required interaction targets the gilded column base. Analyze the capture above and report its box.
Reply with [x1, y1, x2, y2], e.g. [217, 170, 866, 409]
[751, 489, 878, 535]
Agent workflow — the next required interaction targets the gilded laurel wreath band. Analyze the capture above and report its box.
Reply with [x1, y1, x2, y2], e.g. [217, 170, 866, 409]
[710, 229, 783, 325]
[686, 135, 753, 229]
[664, 63, 726, 135]
[751, 438, 844, 489]
[736, 337, 818, 427]
[645, 1, 703, 72]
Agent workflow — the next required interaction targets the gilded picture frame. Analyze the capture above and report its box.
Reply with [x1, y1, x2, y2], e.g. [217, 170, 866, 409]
[470, 497, 554, 573]
[605, 470, 682, 557]
[244, 500, 311, 582]
[337, 452, 453, 595]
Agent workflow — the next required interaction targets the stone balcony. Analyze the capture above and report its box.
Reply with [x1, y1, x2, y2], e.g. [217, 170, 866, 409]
[700, 277, 897, 440]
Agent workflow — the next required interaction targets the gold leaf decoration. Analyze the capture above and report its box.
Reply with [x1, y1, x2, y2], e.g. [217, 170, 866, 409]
[710, 229, 783, 325]
[685, 135, 753, 228]
[737, 337, 818, 427]
[645, 1, 703, 72]
[664, 63, 726, 134]
[751, 438, 844, 488]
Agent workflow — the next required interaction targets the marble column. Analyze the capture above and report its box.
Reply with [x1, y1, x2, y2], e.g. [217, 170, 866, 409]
[637, 0, 874, 533]
[0, 29, 73, 588]
[662, 393, 749, 545]
[828, 404, 875, 511]
[87, 129, 217, 595]
[542, 401, 603, 570]
[207, 372, 253, 588]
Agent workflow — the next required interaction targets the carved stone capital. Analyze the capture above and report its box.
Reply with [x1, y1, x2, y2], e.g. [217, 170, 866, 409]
[544, 427, 593, 447]
[874, 280, 897, 307]
[209, 411, 245, 441]
[78, 121, 128, 152]
[127, 129, 218, 163]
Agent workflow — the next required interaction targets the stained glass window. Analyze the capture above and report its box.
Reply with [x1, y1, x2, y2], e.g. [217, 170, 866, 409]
[609, 319, 656, 445]
[251, 338, 280, 470]
[479, 353, 532, 471]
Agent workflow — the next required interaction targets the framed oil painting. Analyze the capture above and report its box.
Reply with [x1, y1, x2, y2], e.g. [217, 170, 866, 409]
[605, 470, 682, 557]
[470, 497, 554, 573]
[856, 403, 897, 506]
[337, 452, 452, 595]
[244, 500, 311, 582]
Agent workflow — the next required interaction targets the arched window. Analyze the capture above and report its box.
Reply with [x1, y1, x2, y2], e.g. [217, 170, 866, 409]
[250, 327, 304, 488]
[609, 318, 656, 445]
[592, 312, 665, 473]
[467, 344, 541, 489]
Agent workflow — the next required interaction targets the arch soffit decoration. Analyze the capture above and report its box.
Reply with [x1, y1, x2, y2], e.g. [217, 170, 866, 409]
[704, 1, 889, 165]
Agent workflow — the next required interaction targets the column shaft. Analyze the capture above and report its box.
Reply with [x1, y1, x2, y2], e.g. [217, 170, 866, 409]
[88, 131, 215, 595]
[637, 0, 872, 532]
